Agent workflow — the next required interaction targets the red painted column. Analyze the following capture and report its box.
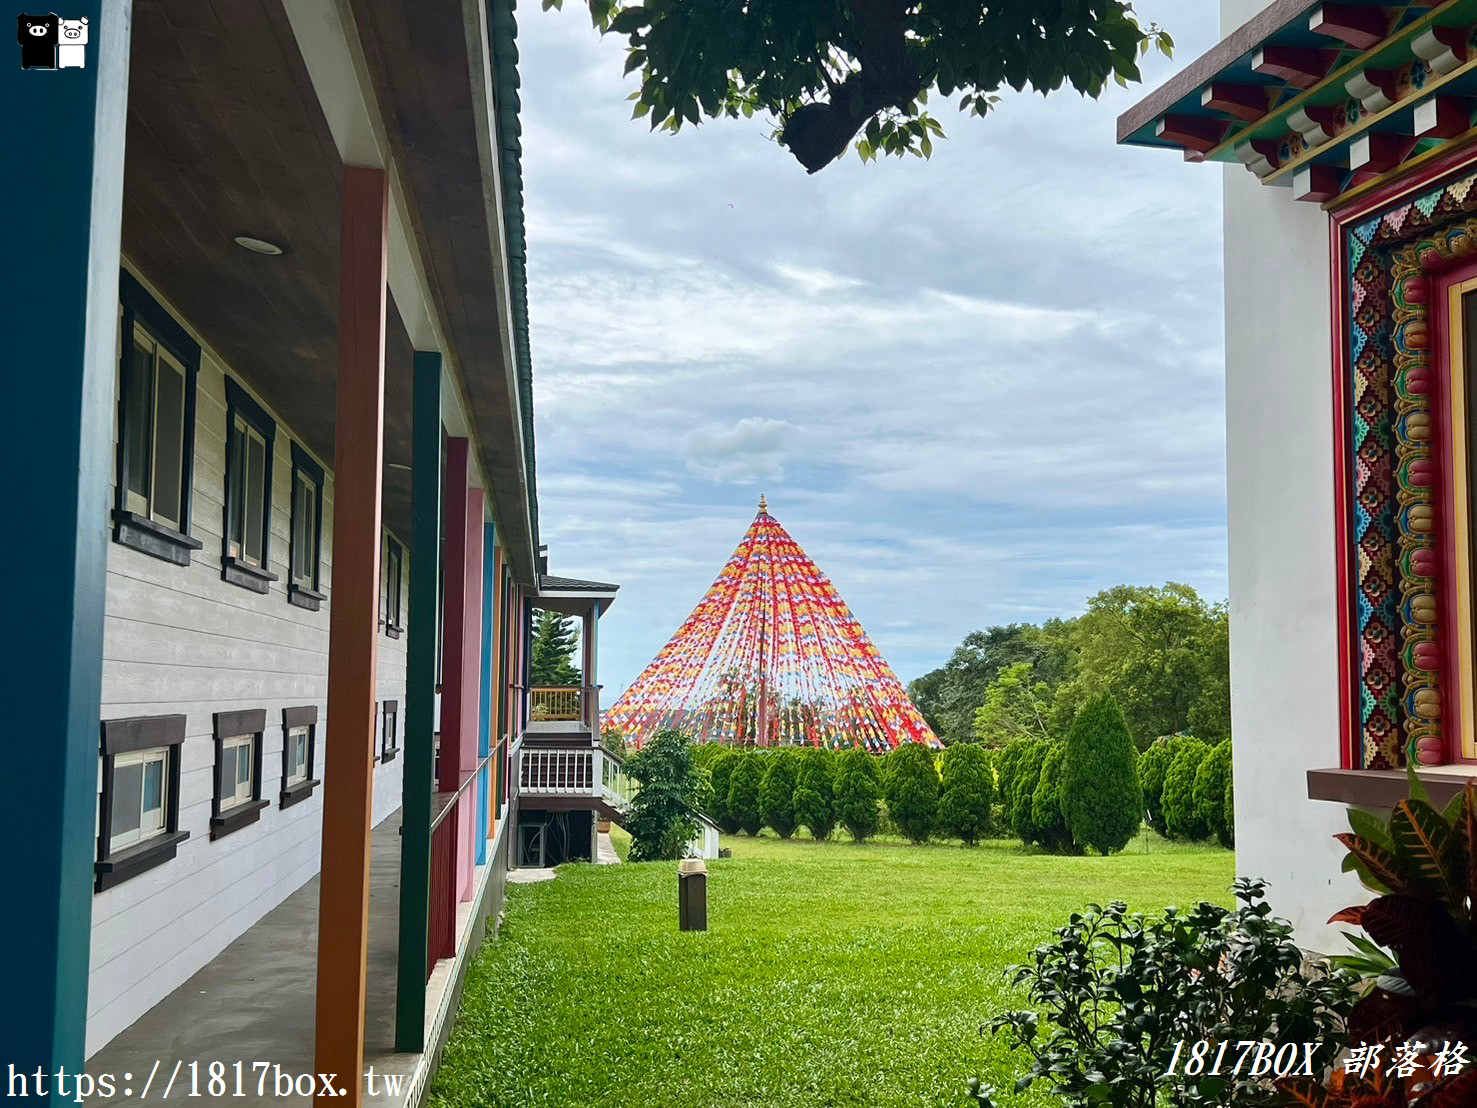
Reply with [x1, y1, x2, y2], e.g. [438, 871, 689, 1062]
[314, 166, 388, 1108]
[439, 438, 471, 796]
[459, 490, 484, 898]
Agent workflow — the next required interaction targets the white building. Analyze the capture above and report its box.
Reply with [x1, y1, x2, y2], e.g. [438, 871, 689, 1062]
[1121, 0, 1477, 950]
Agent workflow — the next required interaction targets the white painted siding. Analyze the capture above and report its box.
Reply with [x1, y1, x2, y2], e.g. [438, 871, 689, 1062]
[1219, 0, 1364, 953]
[89, 266, 409, 1056]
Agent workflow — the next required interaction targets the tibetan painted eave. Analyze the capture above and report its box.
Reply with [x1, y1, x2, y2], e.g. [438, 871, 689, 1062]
[1117, 0, 1477, 203]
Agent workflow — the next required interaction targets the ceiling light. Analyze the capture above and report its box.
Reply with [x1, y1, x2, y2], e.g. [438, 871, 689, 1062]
[233, 235, 284, 256]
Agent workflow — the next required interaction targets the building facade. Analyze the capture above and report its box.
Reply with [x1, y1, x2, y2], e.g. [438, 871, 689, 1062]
[1121, 0, 1477, 950]
[6, 1, 622, 1105]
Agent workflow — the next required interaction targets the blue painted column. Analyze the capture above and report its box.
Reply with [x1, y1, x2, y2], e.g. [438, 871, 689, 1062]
[476, 522, 496, 864]
[2, 2, 130, 1089]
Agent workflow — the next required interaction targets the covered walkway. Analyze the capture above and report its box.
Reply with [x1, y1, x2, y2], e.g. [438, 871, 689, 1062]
[84, 812, 506, 1107]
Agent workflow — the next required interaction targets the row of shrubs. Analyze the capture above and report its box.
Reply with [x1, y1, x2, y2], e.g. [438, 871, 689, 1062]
[1139, 734, 1234, 847]
[695, 694, 1225, 854]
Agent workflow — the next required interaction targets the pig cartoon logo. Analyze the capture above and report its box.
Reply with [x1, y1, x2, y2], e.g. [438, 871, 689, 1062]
[17, 13, 57, 69]
[56, 14, 84, 67]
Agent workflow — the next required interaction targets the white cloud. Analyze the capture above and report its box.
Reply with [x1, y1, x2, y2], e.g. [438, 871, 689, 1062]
[516, 0, 1228, 695]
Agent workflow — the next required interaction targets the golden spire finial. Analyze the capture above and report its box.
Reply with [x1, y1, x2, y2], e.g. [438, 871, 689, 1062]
[758, 493, 768, 514]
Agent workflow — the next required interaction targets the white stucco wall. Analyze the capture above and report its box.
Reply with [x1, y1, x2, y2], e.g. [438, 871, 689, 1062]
[1219, 0, 1366, 952]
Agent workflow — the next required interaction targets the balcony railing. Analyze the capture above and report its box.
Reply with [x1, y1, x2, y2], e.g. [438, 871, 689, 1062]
[529, 686, 584, 722]
[519, 744, 633, 813]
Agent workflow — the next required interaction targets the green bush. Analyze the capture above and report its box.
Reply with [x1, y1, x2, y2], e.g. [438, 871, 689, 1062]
[624, 729, 702, 862]
[938, 743, 994, 845]
[884, 742, 941, 844]
[1224, 771, 1234, 847]
[982, 880, 1355, 1108]
[1009, 739, 1049, 844]
[759, 750, 800, 838]
[1030, 742, 1077, 854]
[1137, 737, 1183, 836]
[1162, 738, 1211, 840]
[726, 751, 765, 836]
[1194, 740, 1234, 848]
[791, 747, 837, 839]
[708, 750, 741, 834]
[834, 748, 881, 842]
[996, 739, 1029, 822]
[1060, 695, 1142, 855]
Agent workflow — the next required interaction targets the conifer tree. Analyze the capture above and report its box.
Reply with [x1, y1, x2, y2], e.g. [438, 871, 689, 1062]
[1031, 742, 1078, 854]
[759, 750, 800, 838]
[708, 750, 741, 834]
[1162, 738, 1211, 840]
[1010, 739, 1049, 845]
[1060, 695, 1142, 855]
[726, 752, 766, 836]
[884, 742, 940, 844]
[1194, 739, 1234, 848]
[834, 749, 882, 843]
[792, 747, 837, 840]
[530, 609, 581, 686]
[1138, 736, 1183, 836]
[938, 742, 994, 845]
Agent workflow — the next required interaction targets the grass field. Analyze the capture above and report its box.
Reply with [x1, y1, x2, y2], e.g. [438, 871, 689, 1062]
[429, 831, 1234, 1108]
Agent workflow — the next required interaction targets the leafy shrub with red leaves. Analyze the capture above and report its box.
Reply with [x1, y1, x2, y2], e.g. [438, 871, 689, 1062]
[1274, 770, 1477, 1107]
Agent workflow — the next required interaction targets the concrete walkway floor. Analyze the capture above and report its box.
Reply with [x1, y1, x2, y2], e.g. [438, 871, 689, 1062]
[597, 830, 620, 865]
[84, 811, 428, 1107]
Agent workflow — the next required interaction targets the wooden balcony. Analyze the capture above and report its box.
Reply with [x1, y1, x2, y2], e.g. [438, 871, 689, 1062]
[530, 685, 584, 721]
[518, 743, 632, 821]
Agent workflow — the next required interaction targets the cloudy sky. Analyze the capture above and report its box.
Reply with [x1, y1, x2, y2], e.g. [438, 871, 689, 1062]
[518, 1, 1227, 697]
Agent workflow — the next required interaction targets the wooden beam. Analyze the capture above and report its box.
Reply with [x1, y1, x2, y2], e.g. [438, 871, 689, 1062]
[1414, 96, 1471, 139]
[440, 438, 472, 795]
[394, 350, 442, 1053]
[1201, 82, 1272, 122]
[1346, 67, 1401, 113]
[6, 0, 128, 1082]
[1309, 4, 1390, 50]
[314, 165, 389, 1108]
[1293, 163, 1346, 202]
[1253, 44, 1337, 88]
[478, 522, 498, 863]
[1155, 114, 1228, 157]
[1349, 132, 1418, 171]
[459, 489, 485, 897]
[1413, 24, 1469, 76]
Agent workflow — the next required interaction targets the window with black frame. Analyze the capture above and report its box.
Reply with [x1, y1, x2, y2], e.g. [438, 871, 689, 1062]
[381, 533, 404, 637]
[222, 379, 278, 594]
[288, 443, 326, 611]
[113, 271, 203, 565]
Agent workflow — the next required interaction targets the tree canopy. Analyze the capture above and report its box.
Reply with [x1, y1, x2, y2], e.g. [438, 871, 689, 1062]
[530, 609, 582, 687]
[912, 583, 1230, 750]
[546, 0, 1171, 173]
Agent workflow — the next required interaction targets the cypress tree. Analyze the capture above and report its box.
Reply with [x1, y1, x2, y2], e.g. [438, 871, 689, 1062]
[884, 742, 941, 844]
[1010, 739, 1049, 844]
[530, 609, 581, 686]
[726, 751, 765, 835]
[708, 750, 741, 834]
[1138, 736, 1183, 836]
[1031, 742, 1078, 853]
[1194, 739, 1235, 848]
[834, 749, 881, 843]
[1162, 738, 1211, 839]
[1060, 695, 1143, 855]
[792, 747, 837, 840]
[759, 749, 800, 838]
[939, 742, 995, 845]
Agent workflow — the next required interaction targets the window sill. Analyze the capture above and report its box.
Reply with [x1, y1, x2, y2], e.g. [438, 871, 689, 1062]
[381, 747, 398, 764]
[210, 798, 269, 840]
[280, 778, 321, 810]
[385, 624, 403, 640]
[222, 555, 278, 594]
[288, 583, 326, 612]
[1307, 766, 1477, 809]
[113, 511, 203, 566]
[95, 830, 190, 892]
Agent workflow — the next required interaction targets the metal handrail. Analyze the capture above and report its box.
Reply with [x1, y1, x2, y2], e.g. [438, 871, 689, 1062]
[430, 751, 494, 833]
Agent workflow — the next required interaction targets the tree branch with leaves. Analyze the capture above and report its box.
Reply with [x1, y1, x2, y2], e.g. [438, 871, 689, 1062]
[544, 0, 1172, 173]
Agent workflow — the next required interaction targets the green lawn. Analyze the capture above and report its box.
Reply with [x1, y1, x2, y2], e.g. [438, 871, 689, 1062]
[429, 831, 1233, 1108]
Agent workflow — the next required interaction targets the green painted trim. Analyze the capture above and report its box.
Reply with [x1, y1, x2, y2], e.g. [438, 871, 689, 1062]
[395, 350, 443, 1053]
[489, 0, 539, 551]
